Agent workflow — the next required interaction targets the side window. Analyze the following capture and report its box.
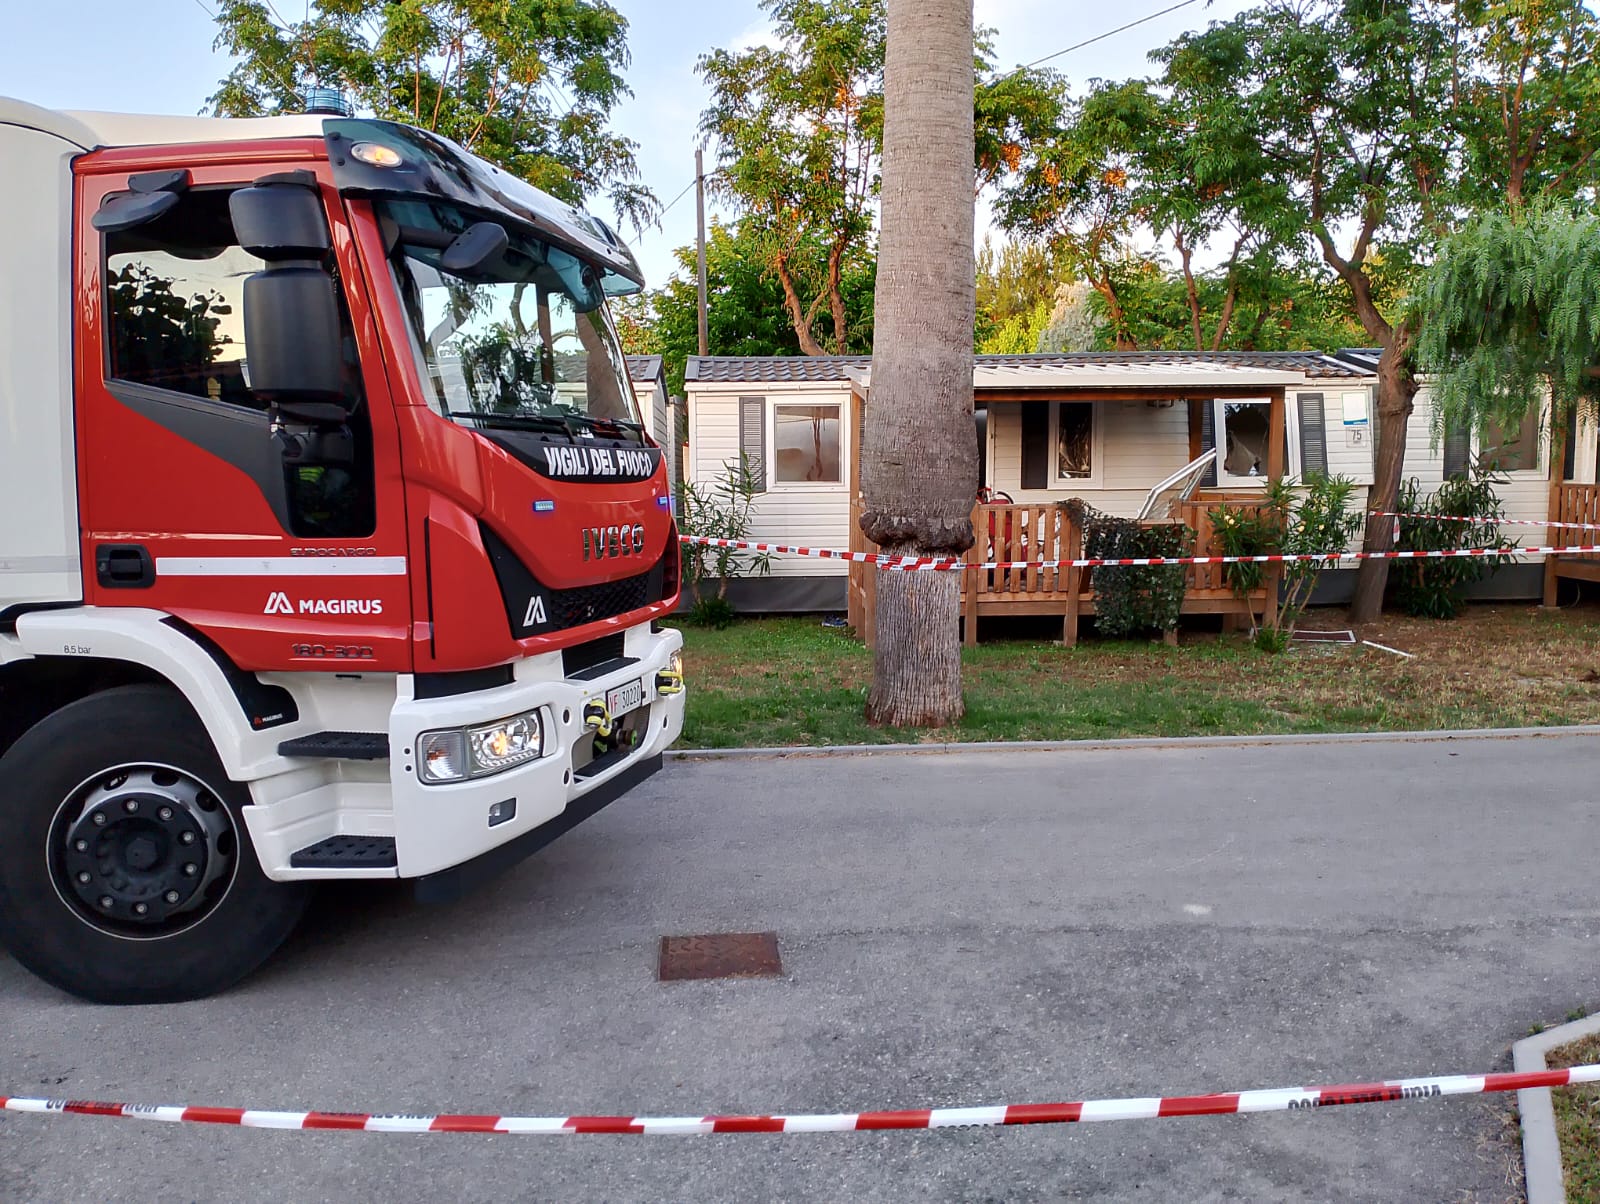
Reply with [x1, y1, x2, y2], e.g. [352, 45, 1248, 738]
[105, 189, 266, 410]
[102, 185, 376, 539]
[773, 403, 842, 484]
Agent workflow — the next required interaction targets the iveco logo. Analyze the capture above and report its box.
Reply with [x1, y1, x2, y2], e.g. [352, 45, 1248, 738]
[583, 525, 647, 561]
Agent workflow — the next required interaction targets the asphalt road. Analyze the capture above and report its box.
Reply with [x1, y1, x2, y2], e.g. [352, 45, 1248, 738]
[5, 731, 1598, 1202]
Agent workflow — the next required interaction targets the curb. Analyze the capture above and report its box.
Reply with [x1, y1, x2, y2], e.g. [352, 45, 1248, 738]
[667, 724, 1600, 761]
[1514, 1013, 1600, 1203]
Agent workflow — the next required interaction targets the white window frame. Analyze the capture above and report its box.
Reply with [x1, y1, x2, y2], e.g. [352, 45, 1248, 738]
[1213, 397, 1299, 488]
[1471, 398, 1549, 479]
[1576, 404, 1600, 486]
[768, 398, 846, 490]
[1048, 400, 1105, 489]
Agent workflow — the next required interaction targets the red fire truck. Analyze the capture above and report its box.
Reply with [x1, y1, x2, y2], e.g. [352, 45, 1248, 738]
[0, 99, 685, 1003]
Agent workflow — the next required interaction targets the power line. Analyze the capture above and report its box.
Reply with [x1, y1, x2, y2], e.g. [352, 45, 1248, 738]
[660, 176, 698, 218]
[1013, 0, 1199, 74]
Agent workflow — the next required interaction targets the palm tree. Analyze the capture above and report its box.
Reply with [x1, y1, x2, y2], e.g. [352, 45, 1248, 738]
[857, 0, 977, 725]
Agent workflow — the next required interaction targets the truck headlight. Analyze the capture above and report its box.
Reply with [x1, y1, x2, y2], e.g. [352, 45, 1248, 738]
[417, 709, 545, 784]
[469, 712, 543, 774]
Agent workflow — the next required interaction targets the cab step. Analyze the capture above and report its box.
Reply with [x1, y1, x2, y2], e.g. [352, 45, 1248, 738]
[277, 731, 389, 761]
[289, 834, 398, 869]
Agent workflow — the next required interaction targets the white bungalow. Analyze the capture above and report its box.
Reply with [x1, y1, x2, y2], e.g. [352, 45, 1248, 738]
[681, 352, 1600, 627]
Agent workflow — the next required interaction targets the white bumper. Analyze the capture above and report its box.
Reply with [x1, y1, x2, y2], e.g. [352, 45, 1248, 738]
[242, 625, 684, 881]
[388, 628, 684, 878]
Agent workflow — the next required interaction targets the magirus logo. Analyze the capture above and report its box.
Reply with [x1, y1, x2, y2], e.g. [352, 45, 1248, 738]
[264, 592, 384, 616]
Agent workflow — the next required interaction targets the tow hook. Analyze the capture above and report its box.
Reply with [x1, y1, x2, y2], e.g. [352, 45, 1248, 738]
[582, 701, 614, 739]
[654, 670, 683, 696]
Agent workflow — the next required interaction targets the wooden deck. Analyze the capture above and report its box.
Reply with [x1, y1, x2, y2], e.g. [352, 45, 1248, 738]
[1543, 482, 1600, 603]
[847, 498, 1277, 646]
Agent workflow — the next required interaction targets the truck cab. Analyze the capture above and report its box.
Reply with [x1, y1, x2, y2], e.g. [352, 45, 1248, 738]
[0, 99, 685, 1003]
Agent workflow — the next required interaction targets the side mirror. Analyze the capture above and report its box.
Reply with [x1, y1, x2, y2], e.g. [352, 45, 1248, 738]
[241, 268, 343, 401]
[230, 178, 344, 403]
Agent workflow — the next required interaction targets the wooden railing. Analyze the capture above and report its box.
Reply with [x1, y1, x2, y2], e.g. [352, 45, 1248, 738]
[847, 498, 1275, 646]
[965, 503, 1075, 600]
[1551, 483, 1600, 559]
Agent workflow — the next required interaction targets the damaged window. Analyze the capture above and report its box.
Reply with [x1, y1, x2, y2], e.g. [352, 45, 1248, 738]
[1056, 402, 1093, 480]
[1222, 401, 1271, 478]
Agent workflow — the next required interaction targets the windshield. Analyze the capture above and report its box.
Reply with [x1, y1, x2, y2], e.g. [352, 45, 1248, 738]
[381, 199, 642, 437]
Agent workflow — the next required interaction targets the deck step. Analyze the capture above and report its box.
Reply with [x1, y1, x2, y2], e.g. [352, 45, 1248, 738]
[277, 731, 389, 761]
[289, 834, 397, 869]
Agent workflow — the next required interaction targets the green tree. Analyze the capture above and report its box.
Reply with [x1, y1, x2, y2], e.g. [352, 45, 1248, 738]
[208, 0, 655, 228]
[1150, 0, 1460, 623]
[636, 220, 876, 396]
[1157, 0, 1599, 620]
[699, 0, 1062, 357]
[1454, 0, 1600, 209]
[975, 239, 1071, 350]
[1417, 206, 1600, 451]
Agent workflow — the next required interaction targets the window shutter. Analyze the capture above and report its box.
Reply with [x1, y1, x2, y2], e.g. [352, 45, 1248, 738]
[1297, 392, 1327, 477]
[1442, 419, 1470, 479]
[1562, 407, 1578, 481]
[1198, 401, 1218, 487]
[739, 396, 767, 491]
[1020, 403, 1051, 490]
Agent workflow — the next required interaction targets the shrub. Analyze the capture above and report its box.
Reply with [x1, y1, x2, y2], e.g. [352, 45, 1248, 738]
[687, 595, 738, 629]
[1080, 507, 1192, 637]
[1210, 474, 1363, 648]
[678, 455, 771, 609]
[1390, 469, 1518, 618]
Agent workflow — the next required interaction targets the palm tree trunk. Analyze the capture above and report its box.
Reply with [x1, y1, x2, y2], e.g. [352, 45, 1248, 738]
[858, 0, 978, 726]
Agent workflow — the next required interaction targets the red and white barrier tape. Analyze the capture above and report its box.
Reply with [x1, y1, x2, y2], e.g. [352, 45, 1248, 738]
[5, 1064, 1597, 1134]
[679, 534, 1593, 572]
[1373, 510, 1600, 532]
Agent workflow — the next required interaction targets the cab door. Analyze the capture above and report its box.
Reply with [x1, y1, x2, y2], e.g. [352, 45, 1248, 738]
[74, 153, 411, 677]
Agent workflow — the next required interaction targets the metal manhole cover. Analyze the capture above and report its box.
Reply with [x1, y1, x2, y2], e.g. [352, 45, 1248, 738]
[658, 932, 782, 982]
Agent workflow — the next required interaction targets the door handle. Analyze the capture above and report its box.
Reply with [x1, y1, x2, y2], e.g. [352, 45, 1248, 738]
[95, 544, 156, 589]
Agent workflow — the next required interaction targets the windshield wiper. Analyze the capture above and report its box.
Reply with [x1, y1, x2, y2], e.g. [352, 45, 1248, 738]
[448, 411, 578, 438]
[560, 413, 647, 439]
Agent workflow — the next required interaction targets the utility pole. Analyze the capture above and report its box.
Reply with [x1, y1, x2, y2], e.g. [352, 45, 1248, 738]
[695, 147, 709, 357]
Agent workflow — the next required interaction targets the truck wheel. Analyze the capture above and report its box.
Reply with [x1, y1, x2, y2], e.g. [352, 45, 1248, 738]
[0, 684, 309, 1004]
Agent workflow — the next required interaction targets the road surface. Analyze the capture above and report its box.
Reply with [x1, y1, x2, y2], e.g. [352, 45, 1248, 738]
[5, 731, 1597, 1201]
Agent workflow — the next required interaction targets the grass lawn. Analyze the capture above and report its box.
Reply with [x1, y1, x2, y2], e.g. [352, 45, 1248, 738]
[1547, 1032, 1600, 1202]
[673, 601, 1600, 749]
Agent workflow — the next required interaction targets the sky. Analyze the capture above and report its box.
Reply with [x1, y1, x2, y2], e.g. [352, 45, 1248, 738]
[0, 0, 1253, 289]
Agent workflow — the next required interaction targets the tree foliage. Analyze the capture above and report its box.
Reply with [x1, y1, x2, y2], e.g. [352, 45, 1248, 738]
[209, 0, 655, 228]
[699, 0, 1062, 356]
[1211, 474, 1362, 649]
[1454, 0, 1600, 209]
[1417, 205, 1600, 443]
[634, 220, 876, 396]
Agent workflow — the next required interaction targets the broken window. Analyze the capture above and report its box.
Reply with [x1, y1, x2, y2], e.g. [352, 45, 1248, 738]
[1221, 401, 1272, 479]
[1056, 402, 1093, 480]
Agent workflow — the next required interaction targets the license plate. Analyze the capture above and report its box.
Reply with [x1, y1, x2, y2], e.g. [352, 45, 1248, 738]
[605, 678, 645, 717]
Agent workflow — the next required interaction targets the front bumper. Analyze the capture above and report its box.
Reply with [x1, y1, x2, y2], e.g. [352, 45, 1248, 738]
[387, 625, 684, 878]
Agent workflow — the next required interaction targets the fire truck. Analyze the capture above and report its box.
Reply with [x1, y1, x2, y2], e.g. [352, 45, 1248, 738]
[0, 98, 685, 1003]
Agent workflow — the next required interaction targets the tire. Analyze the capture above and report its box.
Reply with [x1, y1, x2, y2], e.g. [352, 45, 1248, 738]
[0, 684, 309, 1003]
